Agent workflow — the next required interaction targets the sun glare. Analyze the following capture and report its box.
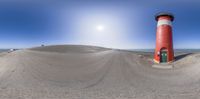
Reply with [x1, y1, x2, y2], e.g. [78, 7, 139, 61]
[96, 25, 104, 31]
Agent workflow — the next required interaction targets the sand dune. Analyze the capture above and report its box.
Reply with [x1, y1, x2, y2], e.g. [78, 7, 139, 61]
[0, 45, 200, 99]
[30, 45, 109, 53]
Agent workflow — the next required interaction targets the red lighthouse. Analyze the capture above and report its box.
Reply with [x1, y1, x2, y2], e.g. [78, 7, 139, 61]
[154, 12, 174, 63]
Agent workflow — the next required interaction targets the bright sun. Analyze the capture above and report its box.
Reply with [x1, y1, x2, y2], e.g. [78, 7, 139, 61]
[96, 25, 104, 31]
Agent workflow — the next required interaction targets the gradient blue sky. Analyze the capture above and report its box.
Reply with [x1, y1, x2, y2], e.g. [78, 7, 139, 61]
[0, 0, 200, 49]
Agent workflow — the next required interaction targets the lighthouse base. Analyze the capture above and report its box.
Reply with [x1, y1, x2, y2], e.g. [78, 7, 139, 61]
[152, 64, 174, 69]
[153, 59, 174, 64]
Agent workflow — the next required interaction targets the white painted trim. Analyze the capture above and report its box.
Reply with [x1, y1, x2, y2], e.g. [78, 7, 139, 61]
[157, 19, 172, 27]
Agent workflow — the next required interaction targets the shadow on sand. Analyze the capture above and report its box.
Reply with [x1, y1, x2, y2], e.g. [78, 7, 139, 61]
[175, 53, 192, 61]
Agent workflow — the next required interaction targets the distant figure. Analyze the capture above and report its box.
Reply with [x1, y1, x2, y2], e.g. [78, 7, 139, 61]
[8, 49, 16, 53]
[41, 44, 45, 47]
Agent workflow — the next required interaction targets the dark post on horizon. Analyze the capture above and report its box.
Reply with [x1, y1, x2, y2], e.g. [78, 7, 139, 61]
[154, 12, 174, 63]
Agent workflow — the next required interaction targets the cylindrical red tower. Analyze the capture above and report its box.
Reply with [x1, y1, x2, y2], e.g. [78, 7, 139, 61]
[154, 12, 174, 63]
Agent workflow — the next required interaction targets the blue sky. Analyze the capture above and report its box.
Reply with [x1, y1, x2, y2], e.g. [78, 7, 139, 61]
[0, 0, 200, 49]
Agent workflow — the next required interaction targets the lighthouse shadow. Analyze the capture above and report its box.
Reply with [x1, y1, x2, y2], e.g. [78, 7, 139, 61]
[174, 53, 192, 61]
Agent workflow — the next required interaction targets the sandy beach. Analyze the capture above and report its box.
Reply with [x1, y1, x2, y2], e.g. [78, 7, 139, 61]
[0, 45, 199, 99]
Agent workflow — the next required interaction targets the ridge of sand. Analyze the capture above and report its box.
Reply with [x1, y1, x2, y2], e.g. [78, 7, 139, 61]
[29, 45, 110, 53]
[0, 45, 199, 99]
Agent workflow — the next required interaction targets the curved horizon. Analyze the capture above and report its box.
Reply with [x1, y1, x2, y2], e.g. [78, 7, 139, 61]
[0, 1, 200, 49]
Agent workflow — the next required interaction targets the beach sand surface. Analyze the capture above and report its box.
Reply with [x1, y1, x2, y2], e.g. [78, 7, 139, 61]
[0, 45, 199, 99]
